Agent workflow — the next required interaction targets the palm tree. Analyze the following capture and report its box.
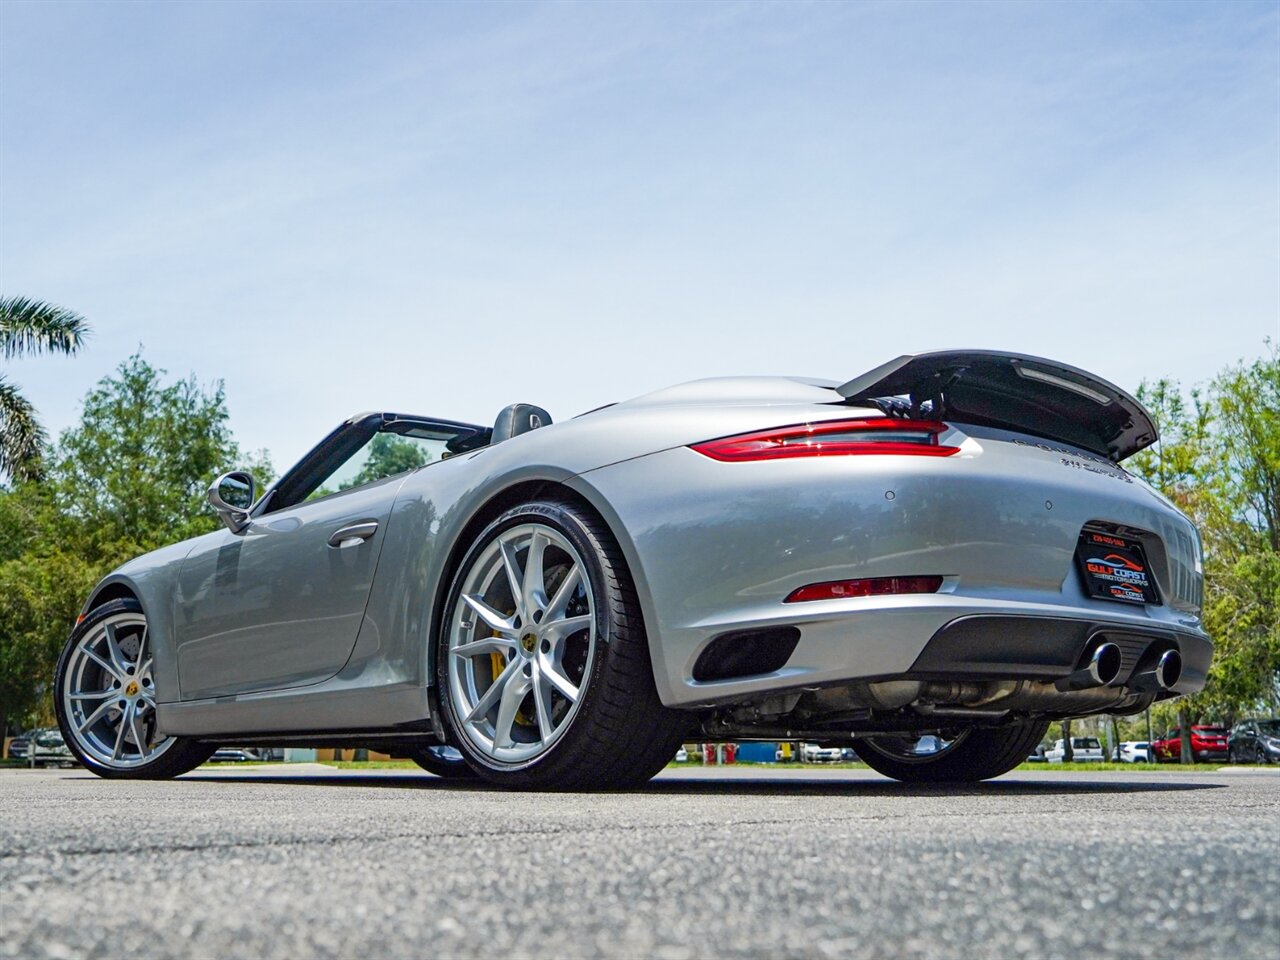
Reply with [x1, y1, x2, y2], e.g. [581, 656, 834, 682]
[1, 297, 90, 482]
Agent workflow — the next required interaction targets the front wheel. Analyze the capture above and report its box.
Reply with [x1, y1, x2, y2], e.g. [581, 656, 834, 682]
[852, 720, 1050, 783]
[55, 598, 214, 779]
[436, 500, 687, 790]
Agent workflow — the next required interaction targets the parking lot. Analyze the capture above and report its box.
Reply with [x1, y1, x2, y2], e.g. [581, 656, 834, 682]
[1, 764, 1276, 959]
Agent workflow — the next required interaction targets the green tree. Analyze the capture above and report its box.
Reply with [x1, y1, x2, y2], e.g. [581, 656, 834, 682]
[0, 297, 90, 482]
[45, 353, 271, 562]
[1131, 346, 1280, 757]
[338, 433, 430, 491]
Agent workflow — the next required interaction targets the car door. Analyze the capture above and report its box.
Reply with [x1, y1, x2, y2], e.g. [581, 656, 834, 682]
[173, 413, 476, 700]
[175, 478, 402, 699]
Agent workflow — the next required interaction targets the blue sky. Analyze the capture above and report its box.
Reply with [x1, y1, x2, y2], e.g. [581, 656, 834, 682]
[2, 1, 1277, 470]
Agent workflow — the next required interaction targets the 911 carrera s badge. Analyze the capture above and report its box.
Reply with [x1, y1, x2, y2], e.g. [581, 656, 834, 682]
[1075, 531, 1160, 605]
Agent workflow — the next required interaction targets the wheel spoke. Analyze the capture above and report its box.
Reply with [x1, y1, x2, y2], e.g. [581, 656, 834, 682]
[82, 646, 122, 681]
[461, 594, 514, 634]
[492, 669, 532, 750]
[452, 636, 517, 658]
[465, 658, 521, 724]
[531, 664, 555, 741]
[128, 706, 147, 754]
[112, 706, 130, 759]
[537, 656, 580, 703]
[78, 698, 116, 733]
[69, 688, 115, 701]
[522, 530, 549, 612]
[545, 564, 582, 620]
[542, 614, 591, 644]
[134, 626, 148, 670]
[498, 538, 524, 608]
[104, 623, 129, 675]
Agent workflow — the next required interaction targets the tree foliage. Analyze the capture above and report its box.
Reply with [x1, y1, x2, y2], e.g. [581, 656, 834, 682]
[1130, 343, 1280, 730]
[338, 434, 429, 491]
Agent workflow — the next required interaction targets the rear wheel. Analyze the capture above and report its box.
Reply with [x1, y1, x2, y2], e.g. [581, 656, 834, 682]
[436, 500, 687, 790]
[852, 720, 1049, 783]
[55, 598, 214, 779]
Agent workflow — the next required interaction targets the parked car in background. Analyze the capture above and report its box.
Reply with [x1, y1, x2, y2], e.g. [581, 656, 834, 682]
[6, 729, 35, 759]
[1118, 741, 1151, 763]
[1151, 726, 1230, 763]
[1026, 744, 1047, 762]
[1228, 719, 1280, 764]
[802, 744, 843, 763]
[1045, 737, 1104, 762]
[24, 728, 77, 767]
[673, 747, 689, 763]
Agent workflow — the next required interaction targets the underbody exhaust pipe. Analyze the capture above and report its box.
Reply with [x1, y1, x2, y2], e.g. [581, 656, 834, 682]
[1128, 648, 1182, 693]
[1055, 642, 1122, 691]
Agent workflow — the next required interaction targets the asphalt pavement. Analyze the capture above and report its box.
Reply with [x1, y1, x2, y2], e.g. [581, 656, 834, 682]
[1, 763, 1276, 959]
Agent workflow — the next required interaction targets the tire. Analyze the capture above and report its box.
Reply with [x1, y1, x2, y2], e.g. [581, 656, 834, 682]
[851, 720, 1050, 783]
[404, 743, 478, 779]
[436, 499, 688, 790]
[55, 598, 214, 780]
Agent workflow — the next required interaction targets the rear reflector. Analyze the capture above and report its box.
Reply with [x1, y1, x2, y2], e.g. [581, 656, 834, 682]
[784, 575, 944, 603]
[691, 419, 959, 462]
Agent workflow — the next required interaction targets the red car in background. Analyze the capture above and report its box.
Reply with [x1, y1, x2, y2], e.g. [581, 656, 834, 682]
[1152, 726, 1230, 763]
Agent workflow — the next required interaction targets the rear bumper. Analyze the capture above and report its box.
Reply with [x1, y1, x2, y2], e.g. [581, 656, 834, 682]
[1194, 748, 1229, 761]
[659, 600, 1209, 707]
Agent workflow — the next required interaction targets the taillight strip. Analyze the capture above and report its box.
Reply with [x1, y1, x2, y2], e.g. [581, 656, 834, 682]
[691, 418, 959, 462]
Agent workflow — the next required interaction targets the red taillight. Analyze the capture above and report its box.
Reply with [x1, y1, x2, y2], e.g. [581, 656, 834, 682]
[784, 575, 944, 603]
[690, 419, 959, 462]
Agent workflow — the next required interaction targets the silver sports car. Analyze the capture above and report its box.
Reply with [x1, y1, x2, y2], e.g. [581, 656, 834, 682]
[56, 350, 1209, 787]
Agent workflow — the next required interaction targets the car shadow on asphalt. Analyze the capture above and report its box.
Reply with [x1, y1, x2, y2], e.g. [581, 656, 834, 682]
[173, 772, 1226, 797]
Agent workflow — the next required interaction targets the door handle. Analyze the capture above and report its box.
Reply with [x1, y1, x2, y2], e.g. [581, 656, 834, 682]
[328, 521, 379, 548]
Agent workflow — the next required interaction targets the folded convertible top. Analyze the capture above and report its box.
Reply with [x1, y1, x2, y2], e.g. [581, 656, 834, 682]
[838, 350, 1157, 462]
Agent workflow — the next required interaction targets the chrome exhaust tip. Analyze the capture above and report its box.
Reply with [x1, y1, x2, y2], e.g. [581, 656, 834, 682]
[1130, 648, 1183, 692]
[1055, 641, 1122, 692]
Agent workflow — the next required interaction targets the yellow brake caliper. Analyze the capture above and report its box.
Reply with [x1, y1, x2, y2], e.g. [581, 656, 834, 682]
[489, 628, 536, 727]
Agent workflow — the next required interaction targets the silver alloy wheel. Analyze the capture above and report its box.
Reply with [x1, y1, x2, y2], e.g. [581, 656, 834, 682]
[858, 730, 970, 764]
[62, 611, 174, 769]
[447, 522, 597, 765]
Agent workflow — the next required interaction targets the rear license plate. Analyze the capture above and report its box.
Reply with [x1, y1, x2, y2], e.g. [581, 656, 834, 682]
[1076, 531, 1160, 605]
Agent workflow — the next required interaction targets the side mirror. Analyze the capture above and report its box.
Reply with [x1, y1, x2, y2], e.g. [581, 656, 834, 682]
[207, 471, 256, 532]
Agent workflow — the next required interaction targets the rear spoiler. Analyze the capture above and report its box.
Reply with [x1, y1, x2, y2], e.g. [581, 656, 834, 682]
[838, 350, 1157, 462]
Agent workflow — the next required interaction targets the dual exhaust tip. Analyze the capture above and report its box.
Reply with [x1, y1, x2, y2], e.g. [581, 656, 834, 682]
[1054, 642, 1181, 693]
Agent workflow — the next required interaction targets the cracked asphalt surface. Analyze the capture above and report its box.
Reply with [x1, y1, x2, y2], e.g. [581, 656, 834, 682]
[1, 764, 1277, 959]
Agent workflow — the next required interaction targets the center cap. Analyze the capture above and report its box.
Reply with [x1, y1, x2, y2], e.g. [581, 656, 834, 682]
[520, 633, 537, 653]
[125, 680, 139, 697]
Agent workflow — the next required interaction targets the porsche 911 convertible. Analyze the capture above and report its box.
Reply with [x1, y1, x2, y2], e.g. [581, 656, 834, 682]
[55, 350, 1209, 788]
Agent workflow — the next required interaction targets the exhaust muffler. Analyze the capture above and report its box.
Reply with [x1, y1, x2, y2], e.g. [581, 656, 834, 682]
[1128, 648, 1182, 692]
[1055, 641, 1122, 692]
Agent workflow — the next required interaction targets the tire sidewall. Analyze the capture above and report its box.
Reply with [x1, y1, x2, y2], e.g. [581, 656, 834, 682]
[436, 500, 614, 778]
